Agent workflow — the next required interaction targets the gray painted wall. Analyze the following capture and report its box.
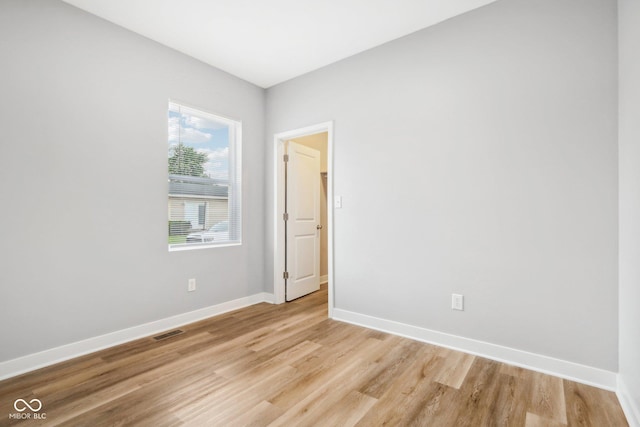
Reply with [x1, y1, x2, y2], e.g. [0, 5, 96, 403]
[0, 0, 622, 379]
[619, 0, 640, 417]
[0, 0, 265, 362]
[266, 0, 619, 370]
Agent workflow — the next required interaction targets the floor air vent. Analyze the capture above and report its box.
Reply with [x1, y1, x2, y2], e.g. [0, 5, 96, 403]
[153, 329, 184, 341]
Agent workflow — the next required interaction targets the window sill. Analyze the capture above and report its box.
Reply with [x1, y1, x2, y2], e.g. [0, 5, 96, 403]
[169, 242, 241, 252]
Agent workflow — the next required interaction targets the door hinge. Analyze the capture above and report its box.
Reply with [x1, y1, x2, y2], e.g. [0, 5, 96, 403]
[283, 212, 289, 221]
[283, 271, 289, 279]
[283, 154, 289, 162]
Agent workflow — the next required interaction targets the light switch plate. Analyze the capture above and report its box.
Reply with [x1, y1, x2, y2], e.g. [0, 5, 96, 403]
[452, 294, 464, 311]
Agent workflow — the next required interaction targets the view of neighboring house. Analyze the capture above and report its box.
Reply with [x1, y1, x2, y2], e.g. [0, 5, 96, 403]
[168, 174, 228, 233]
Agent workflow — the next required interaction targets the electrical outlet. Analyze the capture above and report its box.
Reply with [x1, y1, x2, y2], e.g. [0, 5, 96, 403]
[452, 294, 464, 311]
[188, 278, 196, 292]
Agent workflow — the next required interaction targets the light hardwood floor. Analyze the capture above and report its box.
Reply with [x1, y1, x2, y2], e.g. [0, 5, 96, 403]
[0, 285, 628, 426]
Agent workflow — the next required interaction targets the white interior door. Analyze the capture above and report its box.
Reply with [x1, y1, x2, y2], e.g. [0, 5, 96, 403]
[286, 141, 321, 301]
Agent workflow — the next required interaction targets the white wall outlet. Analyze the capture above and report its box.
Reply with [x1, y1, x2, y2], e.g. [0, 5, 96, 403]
[188, 278, 196, 292]
[452, 294, 464, 311]
[335, 196, 342, 209]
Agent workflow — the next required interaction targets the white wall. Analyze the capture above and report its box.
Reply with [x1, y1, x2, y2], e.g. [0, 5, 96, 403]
[618, 0, 640, 422]
[266, 0, 619, 372]
[0, 0, 265, 363]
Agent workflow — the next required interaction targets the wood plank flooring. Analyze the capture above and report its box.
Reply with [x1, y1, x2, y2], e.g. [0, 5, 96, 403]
[0, 285, 628, 426]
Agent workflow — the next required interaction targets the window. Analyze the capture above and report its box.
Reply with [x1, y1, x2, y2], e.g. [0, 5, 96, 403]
[168, 101, 241, 249]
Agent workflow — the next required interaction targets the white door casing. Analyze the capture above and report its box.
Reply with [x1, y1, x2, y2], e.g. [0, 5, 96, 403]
[285, 141, 321, 301]
[272, 120, 333, 315]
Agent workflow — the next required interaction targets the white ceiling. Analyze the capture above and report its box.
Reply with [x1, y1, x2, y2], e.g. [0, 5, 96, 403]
[62, 0, 497, 88]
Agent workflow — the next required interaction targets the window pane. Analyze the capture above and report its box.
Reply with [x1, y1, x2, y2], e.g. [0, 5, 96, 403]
[168, 102, 241, 248]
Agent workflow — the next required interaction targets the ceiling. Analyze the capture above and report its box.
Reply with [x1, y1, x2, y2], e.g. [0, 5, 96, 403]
[62, 0, 497, 88]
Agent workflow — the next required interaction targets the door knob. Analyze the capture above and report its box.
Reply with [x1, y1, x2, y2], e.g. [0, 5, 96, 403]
[316, 225, 323, 230]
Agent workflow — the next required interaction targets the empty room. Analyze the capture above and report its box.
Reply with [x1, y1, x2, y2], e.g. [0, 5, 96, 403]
[0, 0, 638, 425]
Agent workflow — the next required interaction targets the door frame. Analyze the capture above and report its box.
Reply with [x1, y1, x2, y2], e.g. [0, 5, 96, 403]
[273, 121, 334, 317]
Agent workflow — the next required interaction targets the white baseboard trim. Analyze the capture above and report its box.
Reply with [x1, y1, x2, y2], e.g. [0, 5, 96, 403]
[618, 376, 640, 427]
[320, 275, 328, 285]
[332, 308, 617, 391]
[0, 292, 275, 381]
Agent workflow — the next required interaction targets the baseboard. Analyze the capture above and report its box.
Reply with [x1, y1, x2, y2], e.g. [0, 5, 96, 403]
[618, 376, 640, 427]
[320, 275, 328, 285]
[0, 292, 275, 381]
[332, 308, 617, 391]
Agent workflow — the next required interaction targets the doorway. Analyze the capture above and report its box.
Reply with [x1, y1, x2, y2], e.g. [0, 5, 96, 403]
[273, 122, 334, 316]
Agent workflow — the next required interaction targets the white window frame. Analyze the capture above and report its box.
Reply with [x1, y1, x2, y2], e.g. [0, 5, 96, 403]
[168, 101, 242, 251]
